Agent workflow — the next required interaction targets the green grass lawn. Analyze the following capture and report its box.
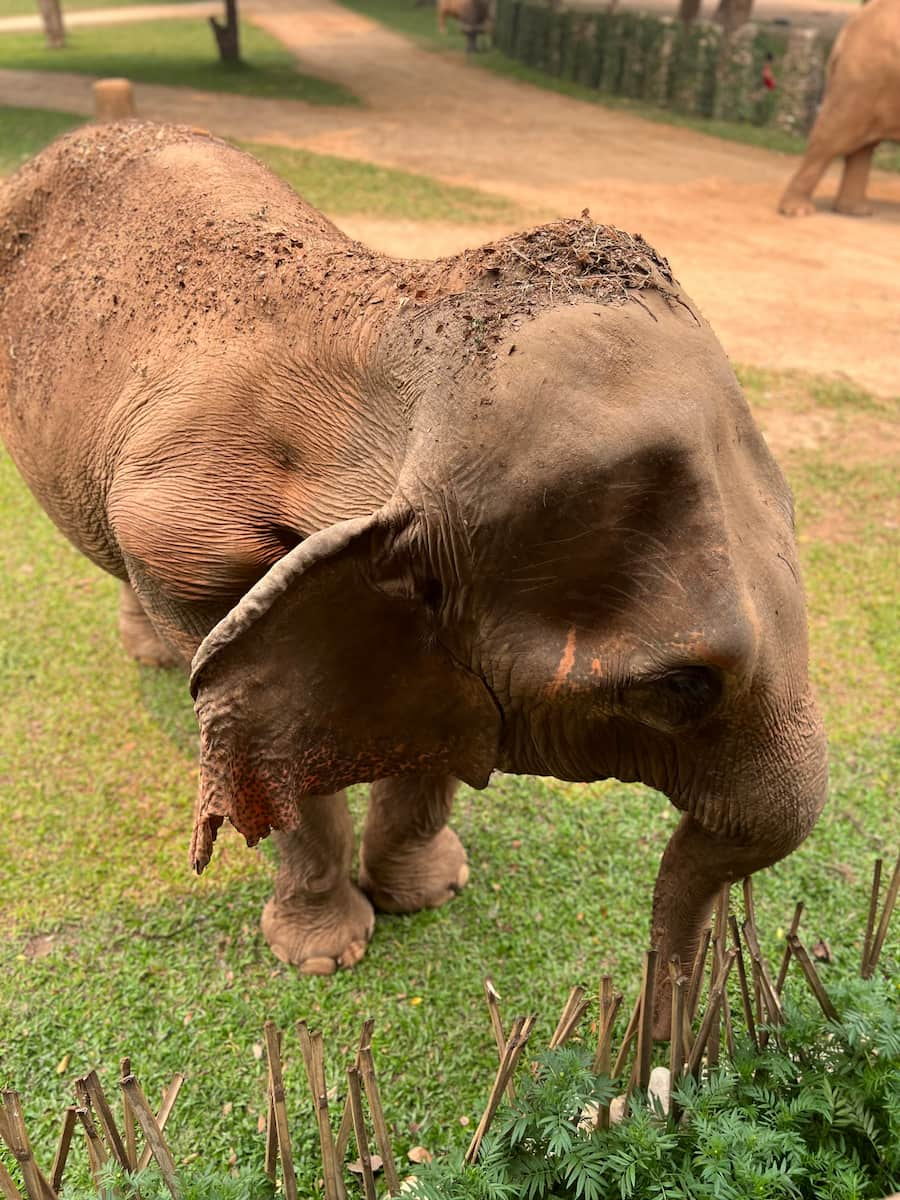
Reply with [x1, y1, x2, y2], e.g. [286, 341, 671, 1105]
[241, 139, 515, 222]
[0, 106, 517, 222]
[0, 103, 82, 173]
[0, 0, 195, 16]
[0, 17, 358, 103]
[336, 0, 900, 174]
[0, 365, 896, 1193]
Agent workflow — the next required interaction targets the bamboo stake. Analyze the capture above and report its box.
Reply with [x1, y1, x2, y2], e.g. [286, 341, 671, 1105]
[483, 980, 514, 1101]
[668, 967, 686, 1084]
[742, 876, 757, 932]
[612, 994, 641, 1079]
[741, 918, 785, 1040]
[120, 1076, 180, 1200]
[0, 1158, 22, 1200]
[49, 1108, 77, 1196]
[346, 1068, 376, 1200]
[136, 1075, 183, 1173]
[296, 1024, 343, 1200]
[861, 858, 883, 978]
[79, 1071, 130, 1170]
[549, 986, 587, 1050]
[592, 980, 622, 1132]
[358, 1046, 400, 1197]
[687, 927, 712, 1021]
[263, 1033, 279, 1185]
[634, 950, 658, 1091]
[1, 1093, 55, 1200]
[774, 902, 804, 996]
[464, 1015, 535, 1166]
[263, 1022, 298, 1200]
[687, 950, 736, 1078]
[866, 852, 900, 978]
[707, 941, 722, 1068]
[75, 1108, 107, 1187]
[335, 1019, 375, 1164]
[788, 936, 840, 1022]
[592, 984, 623, 1077]
[728, 916, 758, 1050]
[668, 967, 687, 1126]
[119, 1058, 137, 1172]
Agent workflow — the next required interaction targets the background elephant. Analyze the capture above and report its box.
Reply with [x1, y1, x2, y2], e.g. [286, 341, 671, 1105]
[779, 0, 900, 217]
[1, 123, 827, 1029]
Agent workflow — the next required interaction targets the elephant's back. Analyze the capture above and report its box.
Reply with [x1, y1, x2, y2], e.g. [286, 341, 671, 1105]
[828, 0, 900, 88]
[0, 122, 351, 569]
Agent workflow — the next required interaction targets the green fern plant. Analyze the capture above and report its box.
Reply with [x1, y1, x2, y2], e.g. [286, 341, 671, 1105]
[407, 974, 900, 1200]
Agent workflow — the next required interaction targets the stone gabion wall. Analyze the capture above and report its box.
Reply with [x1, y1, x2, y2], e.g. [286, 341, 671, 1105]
[492, 0, 832, 134]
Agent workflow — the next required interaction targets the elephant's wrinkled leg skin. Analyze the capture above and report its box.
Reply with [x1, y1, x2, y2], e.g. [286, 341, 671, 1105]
[359, 775, 469, 913]
[261, 792, 374, 975]
[649, 815, 785, 1039]
[835, 145, 875, 216]
[778, 148, 832, 217]
[118, 581, 181, 668]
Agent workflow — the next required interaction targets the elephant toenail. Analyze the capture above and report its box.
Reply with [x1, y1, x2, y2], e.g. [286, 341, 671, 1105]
[299, 956, 338, 976]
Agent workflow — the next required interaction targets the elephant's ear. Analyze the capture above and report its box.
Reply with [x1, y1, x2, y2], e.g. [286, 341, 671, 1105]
[188, 510, 500, 873]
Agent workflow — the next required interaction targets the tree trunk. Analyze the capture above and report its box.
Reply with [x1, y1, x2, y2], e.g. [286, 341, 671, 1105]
[36, 0, 65, 49]
[209, 0, 240, 63]
[714, 0, 754, 33]
[678, 0, 702, 25]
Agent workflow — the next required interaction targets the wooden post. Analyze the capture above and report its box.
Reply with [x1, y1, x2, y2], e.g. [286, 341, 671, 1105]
[93, 79, 136, 122]
[120, 1077, 180, 1200]
[263, 1023, 298, 1200]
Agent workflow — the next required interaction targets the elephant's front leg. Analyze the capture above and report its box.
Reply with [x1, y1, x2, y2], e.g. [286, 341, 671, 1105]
[359, 775, 469, 912]
[835, 144, 876, 216]
[261, 792, 375, 975]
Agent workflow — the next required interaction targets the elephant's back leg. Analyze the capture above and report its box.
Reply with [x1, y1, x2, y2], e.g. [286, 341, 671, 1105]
[359, 775, 469, 912]
[778, 89, 874, 216]
[118, 581, 183, 669]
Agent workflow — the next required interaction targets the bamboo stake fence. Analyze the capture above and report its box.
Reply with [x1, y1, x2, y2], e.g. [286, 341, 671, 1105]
[0, 854, 897, 1199]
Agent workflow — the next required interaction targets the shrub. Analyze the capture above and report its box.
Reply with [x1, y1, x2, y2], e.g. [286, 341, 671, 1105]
[407, 975, 900, 1200]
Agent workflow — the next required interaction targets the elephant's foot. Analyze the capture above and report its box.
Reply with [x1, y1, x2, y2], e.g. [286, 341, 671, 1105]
[359, 826, 469, 914]
[118, 582, 180, 668]
[834, 200, 873, 217]
[261, 883, 374, 975]
[778, 195, 816, 217]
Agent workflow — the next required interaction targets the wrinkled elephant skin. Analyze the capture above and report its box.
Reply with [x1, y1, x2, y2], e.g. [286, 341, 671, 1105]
[779, 0, 900, 216]
[1, 124, 827, 1030]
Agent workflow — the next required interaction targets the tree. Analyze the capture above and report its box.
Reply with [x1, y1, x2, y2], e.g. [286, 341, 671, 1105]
[714, 0, 754, 33]
[36, 0, 65, 49]
[678, 0, 702, 24]
[209, 0, 240, 63]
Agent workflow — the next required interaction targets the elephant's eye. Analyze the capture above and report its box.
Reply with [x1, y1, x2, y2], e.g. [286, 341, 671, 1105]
[625, 666, 722, 731]
[656, 667, 722, 723]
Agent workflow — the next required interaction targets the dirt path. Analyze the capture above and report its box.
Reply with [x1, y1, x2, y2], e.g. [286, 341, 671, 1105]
[4, 0, 899, 393]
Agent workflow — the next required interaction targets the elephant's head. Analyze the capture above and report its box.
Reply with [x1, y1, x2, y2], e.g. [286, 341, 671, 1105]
[189, 220, 827, 1018]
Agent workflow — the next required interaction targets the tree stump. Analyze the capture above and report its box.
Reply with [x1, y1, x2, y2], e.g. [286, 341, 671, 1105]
[93, 78, 137, 121]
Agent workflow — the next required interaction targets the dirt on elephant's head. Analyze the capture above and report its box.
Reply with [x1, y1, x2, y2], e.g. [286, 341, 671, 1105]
[454, 213, 676, 307]
[384, 213, 688, 367]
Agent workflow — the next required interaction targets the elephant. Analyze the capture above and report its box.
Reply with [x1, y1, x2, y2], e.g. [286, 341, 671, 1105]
[437, 0, 492, 51]
[1, 123, 827, 1030]
[779, 0, 900, 217]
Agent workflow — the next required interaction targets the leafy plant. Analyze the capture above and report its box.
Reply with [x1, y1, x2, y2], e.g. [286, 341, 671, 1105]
[60, 1162, 274, 1199]
[406, 975, 900, 1200]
